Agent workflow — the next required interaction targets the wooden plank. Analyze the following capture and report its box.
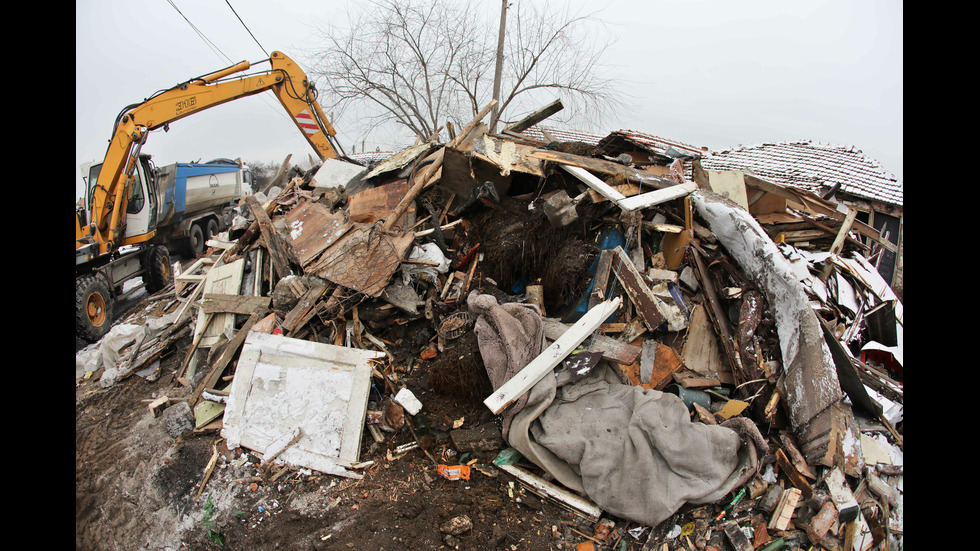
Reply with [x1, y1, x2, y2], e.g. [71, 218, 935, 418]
[502, 99, 564, 134]
[194, 258, 245, 349]
[617, 182, 697, 211]
[611, 246, 665, 331]
[281, 280, 329, 334]
[484, 298, 621, 415]
[202, 294, 271, 315]
[690, 247, 743, 380]
[680, 305, 731, 384]
[190, 311, 263, 406]
[529, 149, 671, 188]
[768, 487, 802, 531]
[588, 182, 642, 203]
[561, 165, 627, 204]
[588, 249, 615, 310]
[497, 463, 602, 520]
[672, 369, 721, 389]
[830, 206, 858, 255]
[776, 448, 814, 499]
[243, 194, 293, 280]
[541, 317, 640, 365]
[650, 342, 685, 389]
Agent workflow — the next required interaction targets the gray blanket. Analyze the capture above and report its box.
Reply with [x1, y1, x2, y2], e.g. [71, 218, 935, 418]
[468, 291, 763, 528]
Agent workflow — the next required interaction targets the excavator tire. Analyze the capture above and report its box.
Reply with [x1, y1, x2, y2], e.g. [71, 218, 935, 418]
[76, 274, 114, 342]
[142, 245, 173, 294]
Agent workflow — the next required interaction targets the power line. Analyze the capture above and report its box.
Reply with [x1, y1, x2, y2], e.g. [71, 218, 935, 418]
[161, 0, 317, 154]
[225, 0, 269, 57]
[166, 0, 235, 65]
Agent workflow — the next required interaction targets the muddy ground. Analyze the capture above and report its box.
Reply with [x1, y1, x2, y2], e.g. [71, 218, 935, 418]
[75, 295, 680, 551]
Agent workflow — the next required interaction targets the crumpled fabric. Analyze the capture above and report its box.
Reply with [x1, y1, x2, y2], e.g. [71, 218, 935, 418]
[467, 290, 765, 528]
[466, 291, 545, 440]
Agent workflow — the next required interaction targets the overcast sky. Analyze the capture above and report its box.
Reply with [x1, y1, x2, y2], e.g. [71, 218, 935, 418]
[76, 0, 902, 200]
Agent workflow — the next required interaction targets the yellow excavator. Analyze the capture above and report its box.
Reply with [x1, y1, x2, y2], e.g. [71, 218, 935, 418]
[76, 51, 342, 341]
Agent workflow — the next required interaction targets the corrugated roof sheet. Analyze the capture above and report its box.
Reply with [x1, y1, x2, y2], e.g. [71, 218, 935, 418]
[700, 140, 903, 207]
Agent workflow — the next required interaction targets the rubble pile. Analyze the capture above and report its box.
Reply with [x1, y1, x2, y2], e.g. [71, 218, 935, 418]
[82, 100, 903, 550]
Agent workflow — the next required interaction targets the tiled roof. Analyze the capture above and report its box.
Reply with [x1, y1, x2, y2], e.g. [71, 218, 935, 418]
[518, 124, 606, 146]
[700, 140, 903, 207]
[599, 130, 706, 160]
[347, 151, 396, 165]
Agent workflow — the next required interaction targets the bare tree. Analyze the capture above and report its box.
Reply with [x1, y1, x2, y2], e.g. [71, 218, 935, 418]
[307, 0, 623, 145]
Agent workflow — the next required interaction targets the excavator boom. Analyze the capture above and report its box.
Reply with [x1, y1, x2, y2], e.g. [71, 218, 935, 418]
[79, 51, 340, 256]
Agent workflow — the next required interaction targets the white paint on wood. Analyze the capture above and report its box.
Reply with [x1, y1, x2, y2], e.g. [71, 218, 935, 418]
[617, 182, 698, 211]
[222, 332, 384, 478]
[497, 463, 602, 520]
[484, 298, 621, 414]
[195, 258, 245, 348]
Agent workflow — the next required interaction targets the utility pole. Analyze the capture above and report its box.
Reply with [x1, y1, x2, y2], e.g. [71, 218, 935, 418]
[490, 0, 508, 133]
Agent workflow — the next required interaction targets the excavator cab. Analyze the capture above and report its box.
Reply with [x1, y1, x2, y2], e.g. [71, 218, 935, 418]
[85, 156, 158, 245]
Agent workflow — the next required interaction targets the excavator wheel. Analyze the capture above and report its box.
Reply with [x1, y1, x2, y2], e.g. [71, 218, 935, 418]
[76, 274, 114, 342]
[142, 245, 173, 294]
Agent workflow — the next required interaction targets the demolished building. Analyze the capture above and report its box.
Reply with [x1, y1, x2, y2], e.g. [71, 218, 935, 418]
[80, 100, 903, 550]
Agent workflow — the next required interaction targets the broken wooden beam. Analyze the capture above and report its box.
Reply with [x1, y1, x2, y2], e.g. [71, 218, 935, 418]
[541, 317, 641, 365]
[243, 194, 293, 280]
[502, 99, 564, 134]
[776, 448, 814, 499]
[190, 311, 263, 406]
[484, 297, 621, 414]
[610, 246, 666, 331]
[497, 463, 602, 520]
[588, 249, 615, 310]
[768, 487, 802, 531]
[201, 294, 272, 315]
[690, 246, 743, 380]
[281, 280, 330, 334]
[559, 165, 695, 212]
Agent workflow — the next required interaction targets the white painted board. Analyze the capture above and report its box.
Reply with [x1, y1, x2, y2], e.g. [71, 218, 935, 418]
[221, 332, 385, 477]
[483, 297, 621, 414]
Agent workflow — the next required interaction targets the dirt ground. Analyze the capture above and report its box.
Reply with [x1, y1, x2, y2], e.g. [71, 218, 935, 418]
[76, 296, 668, 551]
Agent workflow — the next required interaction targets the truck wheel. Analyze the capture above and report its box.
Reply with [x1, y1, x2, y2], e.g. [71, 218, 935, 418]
[143, 245, 173, 294]
[207, 218, 219, 241]
[76, 274, 114, 342]
[188, 223, 206, 257]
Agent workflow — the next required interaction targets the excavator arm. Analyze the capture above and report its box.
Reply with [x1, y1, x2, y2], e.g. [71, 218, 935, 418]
[78, 51, 341, 256]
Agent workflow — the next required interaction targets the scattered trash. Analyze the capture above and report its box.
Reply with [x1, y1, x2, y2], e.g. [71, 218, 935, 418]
[437, 464, 471, 481]
[79, 97, 902, 551]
